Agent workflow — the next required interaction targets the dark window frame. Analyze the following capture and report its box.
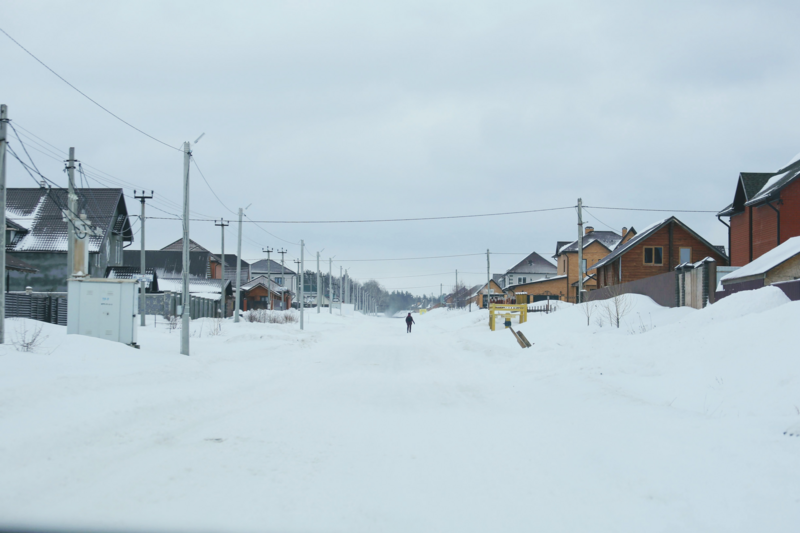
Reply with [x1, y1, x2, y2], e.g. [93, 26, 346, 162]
[643, 246, 663, 266]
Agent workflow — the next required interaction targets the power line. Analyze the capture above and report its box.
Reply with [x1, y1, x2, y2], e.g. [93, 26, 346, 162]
[191, 156, 236, 215]
[582, 207, 618, 232]
[0, 27, 181, 152]
[584, 205, 719, 213]
[233, 206, 575, 224]
[336, 253, 485, 262]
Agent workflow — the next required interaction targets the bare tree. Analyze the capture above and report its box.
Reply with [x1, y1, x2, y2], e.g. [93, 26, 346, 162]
[602, 283, 632, 328]
[580, 300, 595, 326]
[12, 321, 47, 352]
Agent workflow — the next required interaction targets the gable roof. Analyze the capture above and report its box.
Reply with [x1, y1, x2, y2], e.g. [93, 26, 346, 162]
[161, 238, 209, 252]
[250, 258, 297, 276]
[745, 159, 800, 206]
[554, 241, 571, 258]
[241, 275, 291, 294]
[718, 153, 800, 215]
[720, 236, 800, 284]
[557, 230, 622, 256]
[6, 187, 131, 253]
[505, 252, 557, 274]
[592, 217, 728, 271]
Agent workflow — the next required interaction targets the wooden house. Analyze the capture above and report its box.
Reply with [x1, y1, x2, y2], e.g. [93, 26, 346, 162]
[553, 227, 624, 302]
[505, 275, 568, 303]
[593, 217, 728, 289]
[717, 155, 800, 266]
[475, 279, 506, 308]
[718, 236, 800, 298]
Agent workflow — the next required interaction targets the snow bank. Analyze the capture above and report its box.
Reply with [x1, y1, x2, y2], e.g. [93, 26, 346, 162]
[0, 288, 798, 532]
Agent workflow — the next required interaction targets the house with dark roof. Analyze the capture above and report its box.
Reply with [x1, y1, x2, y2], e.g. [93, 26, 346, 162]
[553, 227, 625, 302]
[717, 153, 800, 266]
[593, 217, 728, 290]
[499, 252, 557, 289]
[250, 258, 297, 291]
[6, 187, 133, 291]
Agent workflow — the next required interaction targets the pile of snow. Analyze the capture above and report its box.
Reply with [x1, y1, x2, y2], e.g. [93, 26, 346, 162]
[0, 288, 798, 532]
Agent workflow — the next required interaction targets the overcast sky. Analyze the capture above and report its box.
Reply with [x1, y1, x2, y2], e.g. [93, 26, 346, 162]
[3, 1, 800, 294]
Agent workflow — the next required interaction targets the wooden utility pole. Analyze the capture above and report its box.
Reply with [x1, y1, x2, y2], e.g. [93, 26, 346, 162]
[577, 197, 584, 304]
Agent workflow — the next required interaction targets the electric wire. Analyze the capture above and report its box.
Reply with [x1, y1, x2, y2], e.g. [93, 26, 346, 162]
[0, 27, 181, 152]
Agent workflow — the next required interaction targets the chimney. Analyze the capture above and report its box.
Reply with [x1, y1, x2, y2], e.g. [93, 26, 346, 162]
[622, 227, 627, 237]
[39, 180, 47, 188]
[584, 226, 594, 235]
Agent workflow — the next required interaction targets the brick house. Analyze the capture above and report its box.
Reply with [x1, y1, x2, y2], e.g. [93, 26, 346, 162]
[717, 155, 800, 266]
[593, 217, 728, 289]
[553, 227, 624, 302]
[240, 275, 292, 310]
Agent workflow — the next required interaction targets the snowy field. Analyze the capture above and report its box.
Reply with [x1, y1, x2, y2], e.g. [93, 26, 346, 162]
[1, 287, 799, 532]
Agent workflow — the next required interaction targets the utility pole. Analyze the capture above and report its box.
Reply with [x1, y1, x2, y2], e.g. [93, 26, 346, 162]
[234, 207, 243, 323]
[316, 251, 321, 313]
[486, 249, 491, 310]
[577, 197, 584, 304]
[66, 147, 77, 279]
[263, 247, 273, 310]
[278, 248, 286, 310]
[181, 141, 191, 356]
[135, 190, 154, 326]
[339, 265, 343, 314]
[455, 269, 458, 309]
[0, 105, 7, 344]
[294, 259, 301, 305]
[300, 240, 305, 330]
[216, 219, 229, 318]
[328, 257, 333, 314]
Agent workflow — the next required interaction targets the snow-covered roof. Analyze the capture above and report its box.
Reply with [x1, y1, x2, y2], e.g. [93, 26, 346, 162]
[157, 277, 229, 294]
[250, 258, 297, 276]
[505, 274, 566, 290]
[6, 187, 131, 253]
[720, 237, 800, 283]
[557, 231, 622, 255]
[741, 156, 800, 207]
[241, 275, 290, 294]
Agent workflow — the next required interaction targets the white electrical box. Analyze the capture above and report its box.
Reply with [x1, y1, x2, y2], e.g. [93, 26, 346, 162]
[67, 278, 139, 347]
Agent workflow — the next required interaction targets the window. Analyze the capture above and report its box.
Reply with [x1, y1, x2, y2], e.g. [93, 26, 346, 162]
[680, 247, 691, 264]
[275, 277, 283, 286]
[644, 246, 663, 265]
[581, 259, 587, 276]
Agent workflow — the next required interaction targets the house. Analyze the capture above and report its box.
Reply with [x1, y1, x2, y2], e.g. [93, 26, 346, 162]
[209, 253, 252, 288]
[499, 252, 557, 288]
[553, 227, 624, 302]
[249, 258, 297, 290]
[717, 236, 800, 300]
[717, 153, 800, 266]
[505, 275, 568, 303]
[593, 217, 728, 289]
[475, 279, 506, 308]
[240, 275, 293, 310]
[6, 187, 133, 292]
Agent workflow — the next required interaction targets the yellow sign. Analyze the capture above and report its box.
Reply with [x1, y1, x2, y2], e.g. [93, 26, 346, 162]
[419, 309, 427, 314]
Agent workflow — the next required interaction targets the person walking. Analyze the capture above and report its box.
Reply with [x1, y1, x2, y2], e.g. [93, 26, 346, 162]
[405, 312, 415, 333]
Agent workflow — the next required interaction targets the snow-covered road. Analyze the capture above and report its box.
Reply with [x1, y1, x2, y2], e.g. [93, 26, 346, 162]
[1, 289, 799, 532]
